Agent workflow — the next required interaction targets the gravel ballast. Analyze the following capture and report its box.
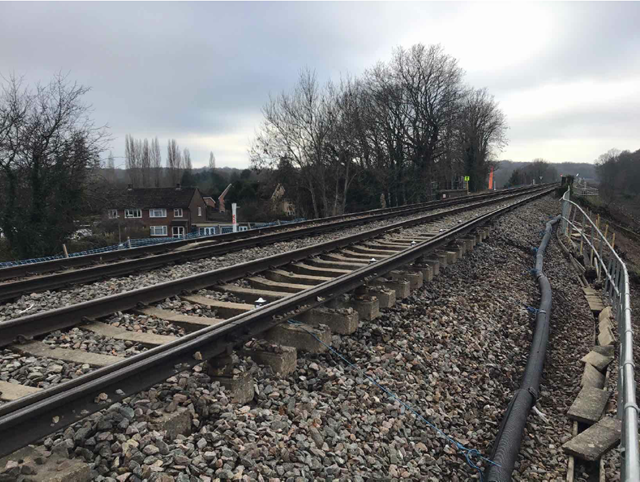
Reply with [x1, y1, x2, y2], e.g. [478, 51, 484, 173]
[0, 193, 611, 482]
[0, 194, 537, 322]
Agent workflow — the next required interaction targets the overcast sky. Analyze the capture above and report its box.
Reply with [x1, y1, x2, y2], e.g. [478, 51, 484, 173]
[1, 2, 638, 169]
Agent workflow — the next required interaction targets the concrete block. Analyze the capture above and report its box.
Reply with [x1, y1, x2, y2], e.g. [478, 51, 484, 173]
[567, 386, 610, 424]
[0, 380, 41, 402]
[446, 251, 457, 265]
[454, 241, 467, 256]
[593, 345, 614, 357]
[413, 264, 433, 282]
[211, 371, 255, 404]
[264, 323, 331, 353]
[368, 286, 395, 308]
[463, 236, 477, 248]
[298, 307, 359, 335]
[352, 296, 380, 321]
[598, 306, 612, 323]
[581, 350, 614, 372]
[370, 277, 410, 299]
[0, 446, 91, 482]
[241, 344, 297, 375]
[563, 417, 621, 461]
[390, 270, 423, 291]
[149, 407, 192, 439]
[424, 258, 440, 276]
[599, 318, 613, 334]
[582, 363, 605, 389]
[434, 251, 448, 268]
[598, 326, 615, 346]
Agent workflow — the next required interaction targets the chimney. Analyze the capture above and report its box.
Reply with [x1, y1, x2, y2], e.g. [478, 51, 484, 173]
[175, 183, 181, 190]
[127, 184, 133, 191]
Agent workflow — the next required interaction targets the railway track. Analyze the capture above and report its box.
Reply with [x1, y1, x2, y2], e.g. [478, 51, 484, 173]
[0, 186, 554, 461]
[0, 186, 533, 292]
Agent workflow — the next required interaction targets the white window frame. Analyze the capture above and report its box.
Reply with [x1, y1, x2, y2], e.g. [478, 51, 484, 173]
[149, 208, 167, 218]
[198, 207, 202, 217]
[174, 208, 183, 218]
[172, 226, 185, 238]
[125, 208, 142, 219]
[108, 209, 118, 219]
[150, 226, 167, 236]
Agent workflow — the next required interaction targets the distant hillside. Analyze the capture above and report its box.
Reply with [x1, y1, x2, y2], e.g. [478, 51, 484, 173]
[494, 161, 597, 188]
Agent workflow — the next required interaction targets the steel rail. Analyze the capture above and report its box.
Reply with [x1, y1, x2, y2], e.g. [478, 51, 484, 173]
[0, 187, 555, 459]
[0, 187, 545, 302]
[0, 187, 534, 281]
[0, 187, 549, 344]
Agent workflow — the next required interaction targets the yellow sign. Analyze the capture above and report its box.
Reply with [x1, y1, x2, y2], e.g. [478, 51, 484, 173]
[464, 176, 470, 181]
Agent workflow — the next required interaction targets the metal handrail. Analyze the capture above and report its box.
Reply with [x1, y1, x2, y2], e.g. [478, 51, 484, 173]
[561, 188, 638, 481]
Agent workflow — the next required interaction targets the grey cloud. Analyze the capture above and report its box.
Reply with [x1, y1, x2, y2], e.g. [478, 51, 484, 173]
[1, 2, 638, 167]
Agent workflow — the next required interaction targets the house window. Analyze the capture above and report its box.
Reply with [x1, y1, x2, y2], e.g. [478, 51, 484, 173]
[198, 207, 202, 217]
[125, 208, 142, 218]
[150, 226, 167, 236]
[172, 226, 185, 238]
[174, 208, 183, 218]
[108, 209, 118, 219]
[149, 208, 167, 218]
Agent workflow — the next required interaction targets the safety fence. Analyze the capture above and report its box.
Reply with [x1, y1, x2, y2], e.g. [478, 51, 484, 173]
[0, 218, 305, 269]
[560, 188, 639, 482]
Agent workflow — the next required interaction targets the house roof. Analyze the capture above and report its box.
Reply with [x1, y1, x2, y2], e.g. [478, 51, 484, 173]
[203, 197, 216, 208]
[111, 187, 199, 209]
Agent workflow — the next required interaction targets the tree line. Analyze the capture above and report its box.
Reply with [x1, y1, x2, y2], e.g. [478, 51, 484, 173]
[506, 159, 559, 187]
[111, 135, 218, 188]
[250, 43, 508, 218]
[595, 148, 640, 200]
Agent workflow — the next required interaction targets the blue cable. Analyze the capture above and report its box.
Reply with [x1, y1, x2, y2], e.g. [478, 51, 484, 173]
[287, 320, 499, 479]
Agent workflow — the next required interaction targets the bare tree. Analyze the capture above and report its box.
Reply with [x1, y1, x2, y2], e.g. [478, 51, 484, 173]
[0, 74, 109, 257]
[209, 151, 216, 169]
[151, 137, 162, 187]
[184, 148, 192, 171]
[141, 139, 151, 187]
[167, 139, 183, 185]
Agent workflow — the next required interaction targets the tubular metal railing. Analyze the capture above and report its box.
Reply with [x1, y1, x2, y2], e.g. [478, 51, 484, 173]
[560, 188, 638, 481]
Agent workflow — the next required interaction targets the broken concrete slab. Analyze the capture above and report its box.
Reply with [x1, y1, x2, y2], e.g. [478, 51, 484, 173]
[598, 306, 612, 323]
[592, 345, 615, 357]
[568, 386, 610, 424]
[599, 317, 613, 334]
[581, 350, 614, 372]
[598, 326, 615, 346]
[581, 363, 605, 390]
[562, 417, 621, 461]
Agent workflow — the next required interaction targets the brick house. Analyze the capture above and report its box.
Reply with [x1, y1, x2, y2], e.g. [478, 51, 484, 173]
[107, 185, 208, 238]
